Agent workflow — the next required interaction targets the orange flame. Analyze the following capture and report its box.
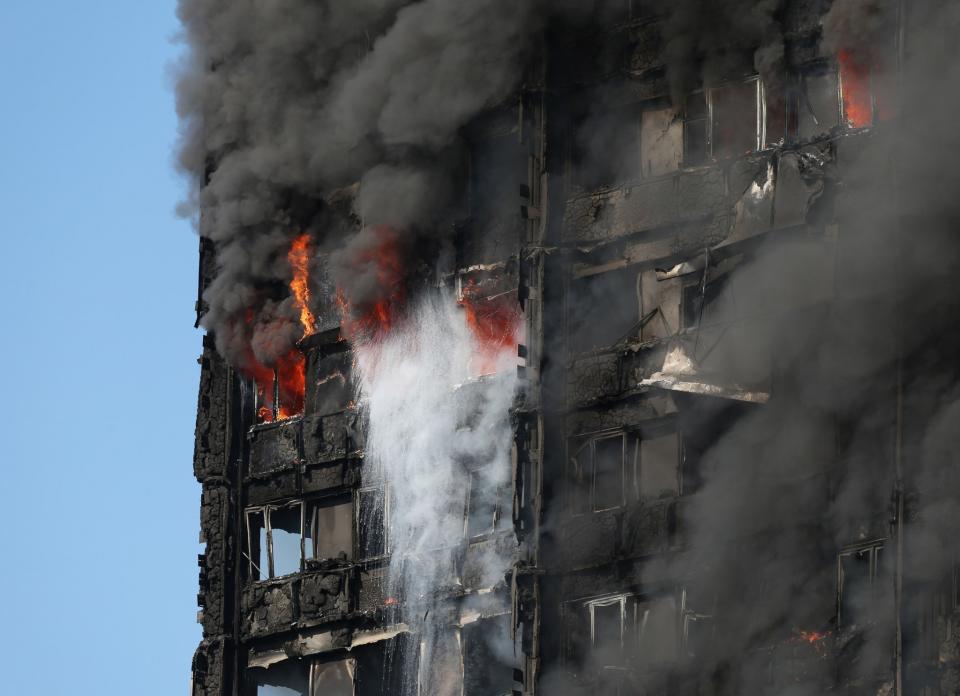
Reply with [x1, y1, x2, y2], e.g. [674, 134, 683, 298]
[458, 279, 522, 377]
[336, 225, 406, 344]
[839, 48, 872, 128]
[288, 233, 317, 337]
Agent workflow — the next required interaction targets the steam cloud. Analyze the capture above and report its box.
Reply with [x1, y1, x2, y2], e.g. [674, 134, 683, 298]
[352, 291, 519, 695]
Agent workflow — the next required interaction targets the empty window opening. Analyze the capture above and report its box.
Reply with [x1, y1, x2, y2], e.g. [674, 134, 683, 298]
[838, 541, 886, 626]
[568, 266, 642, 355]
[418, 629, 463, 696]
[710, 78, 761, 159]
[271, 504, 303, 577]
[246, 499, 355, 582]
[251, 659, 309, 696]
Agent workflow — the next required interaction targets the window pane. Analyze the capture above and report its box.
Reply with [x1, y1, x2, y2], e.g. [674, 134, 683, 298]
[358, 489, 386, 559]
[592, 600, 624, 665]
[467, 470, 498, 538]
[463, 615, 515, 696]
[309, 501, 353, 561]
[568, 267, 641, 354]
[247, 510, 267, 582]
[253, 660, 309, 696]
[640, 433, 679, 499]
[799, 71, 840, 140]
[310, 660, 354, 696]
[271, 504, 303, 577]
[711, 80, 759, 159]
[594, 436, 624, 511]
[637, 597, 677, 664]
[840, 548, 873, 626]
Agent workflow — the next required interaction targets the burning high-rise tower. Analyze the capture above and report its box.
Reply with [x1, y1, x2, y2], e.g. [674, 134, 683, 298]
[183, 1, 960, 694]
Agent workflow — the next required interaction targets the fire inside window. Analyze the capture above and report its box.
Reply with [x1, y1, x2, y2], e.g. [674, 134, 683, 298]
[245, 499, 353, 582]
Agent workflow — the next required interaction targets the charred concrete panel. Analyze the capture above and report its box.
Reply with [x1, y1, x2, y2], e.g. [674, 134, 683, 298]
[194, 337, 230, 481]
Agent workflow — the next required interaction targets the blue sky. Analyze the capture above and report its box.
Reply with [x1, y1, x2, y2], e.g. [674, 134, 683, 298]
[0, 3, 201, 693]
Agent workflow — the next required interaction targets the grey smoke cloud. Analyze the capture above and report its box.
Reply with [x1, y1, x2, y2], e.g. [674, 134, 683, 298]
[176, 0, 541, 367]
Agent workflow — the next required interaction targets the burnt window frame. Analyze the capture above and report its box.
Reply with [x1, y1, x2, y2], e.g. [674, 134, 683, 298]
[563, 590, 682, 677]
[837, 539, 886, 626]
[245, 501, 306, 582]
[569, 430, 628, 515]
[569, 422, 681, 515]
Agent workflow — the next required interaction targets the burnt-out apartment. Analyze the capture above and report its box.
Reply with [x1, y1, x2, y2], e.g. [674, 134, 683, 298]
[182, 1, 960, 695]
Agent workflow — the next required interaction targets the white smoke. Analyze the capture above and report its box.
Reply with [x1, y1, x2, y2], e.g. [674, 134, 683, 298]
[353, 288, 519, 693]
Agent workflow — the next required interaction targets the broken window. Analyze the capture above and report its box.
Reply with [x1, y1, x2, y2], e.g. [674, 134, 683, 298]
[565, 593, 679, 679]
[251, 659, 310, 696]
[710, 78, 760, 159]
[640, 106, 682, 178]
[797, 67, 840, 140]
[309, 659, 355, 696]
[837, 541, 886, 626]
[357, 486, 388, 559]
[838, 49, 873, 128]
[466, 469, 500, 538]
[306, 498, 353, 562]
[271, 504, 304, 577]
[247, 501, 352, 581]
[568, 266, 642, 354]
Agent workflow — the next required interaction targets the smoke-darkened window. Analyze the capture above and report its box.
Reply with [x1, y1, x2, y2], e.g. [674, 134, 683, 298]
[683, 92, 709, 166]
[305, 498, 353, 562]
[357, 486, 388, 560]
[681, 585, 715, 659]
[798, 66, 841, 140]
[837, 541, 887, 626]
[569, 425, 679, 514]
[563, 593, 680, 684]
[711, 78, 761, 159]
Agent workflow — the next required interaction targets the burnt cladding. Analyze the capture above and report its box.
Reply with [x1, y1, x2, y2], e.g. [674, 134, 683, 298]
[183, 1, 960, 695]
